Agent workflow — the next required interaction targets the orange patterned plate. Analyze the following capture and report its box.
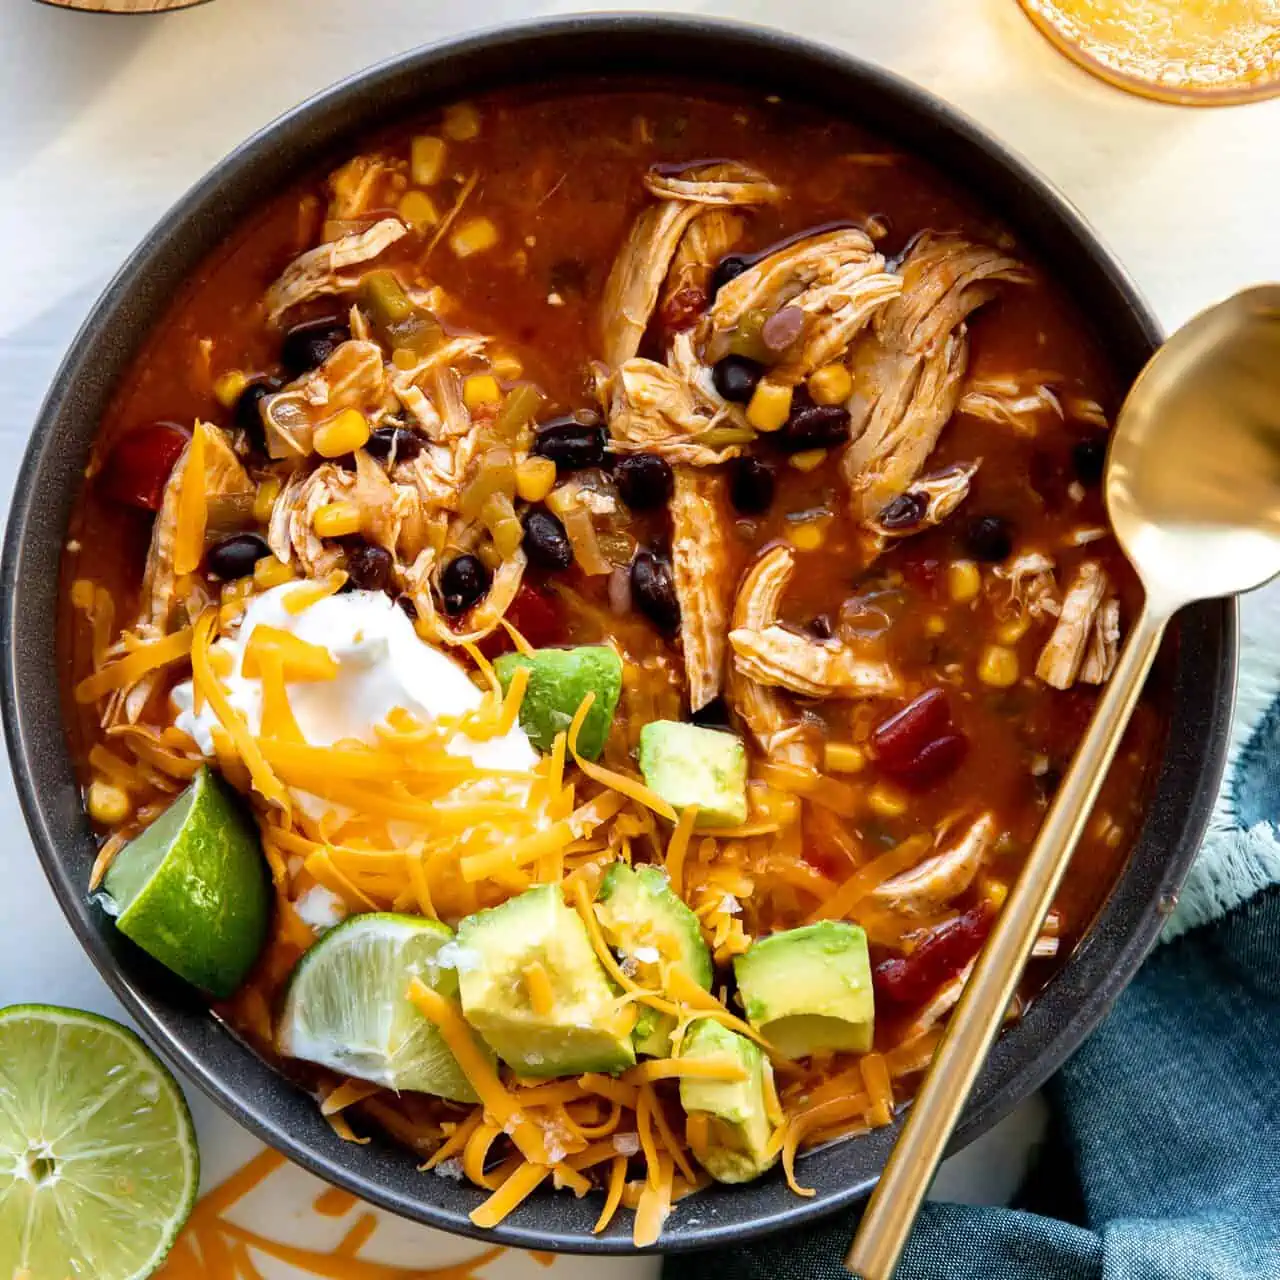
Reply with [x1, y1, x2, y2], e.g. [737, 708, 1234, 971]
[1019, 0, 1280, 104]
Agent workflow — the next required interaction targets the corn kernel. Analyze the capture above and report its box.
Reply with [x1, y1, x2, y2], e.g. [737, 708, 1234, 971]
[450, 216, 499, 259]
[391, 347, 419, 371]
[254, 555, 295, 589]
[789, 448, 828, 473]
[443, 102, 481, 141]
[948, 559, 981, 604]
[746, 381, 793, 432]
[213, 370, 249, 409]
[997, 615, 1030, 645]
[983, 877, 1010, 909]
[313, 408, 370, 458]
[867, 783, 909, 819]
[807, 363, 853, 406]
[463, 374, 502, 411]
[787, 520, 828, 552]
[397, 189, 439, 230]
[313, 501, 362, 539]
[218, 602, 245, 629]
[825, 743, 866, 774]
[87, 779, 131, 826]
[490, 352, 524, 380]
[924, 614, 947, 636]
[516, 456, 557, 503]
[410, 134, 447, 186]
[253, 475, 281, 524]
[978, 644, 1020, 687]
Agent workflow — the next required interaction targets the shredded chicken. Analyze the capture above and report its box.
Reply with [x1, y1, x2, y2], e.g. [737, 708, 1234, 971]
[402, 547, 527, 646]
[1035, 560, 1119, 688]
[728, 625, 902, 700]
[958, 374, 1063, 435]
[865, 461, 980, 541]
[139, 423, 250, 636]
[389, 336, 487, 440]
[669, 468, 733, 712]
[326, 155, 394, 228]
[261, 340, 389, 459]
[903, 960, 975, 1040]
[600, 163, 780, 369]
[606, 359, 740, 466]
[265, 219, 408, 323]
[994, 551, 1060, 621]
[868, 813, 995, 916]
[842, 234, 1027, 522]
[661, 210, 745, 324]
[706, 228, 901, 380]
[267, 465, 352, 579]
[725, 547, 819, 768]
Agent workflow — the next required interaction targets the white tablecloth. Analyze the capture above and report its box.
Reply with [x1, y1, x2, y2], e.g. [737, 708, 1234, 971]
[1, 1, 1276, 1273]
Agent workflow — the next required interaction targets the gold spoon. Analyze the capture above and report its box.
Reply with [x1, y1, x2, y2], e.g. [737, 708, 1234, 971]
[847, 284, 1280, 1279]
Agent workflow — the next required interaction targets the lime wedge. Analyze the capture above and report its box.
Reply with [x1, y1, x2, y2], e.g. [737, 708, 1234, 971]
[0, 1005, 197, 1280]
[278, 912, 487, 1103]
[101, 765, 270, 998]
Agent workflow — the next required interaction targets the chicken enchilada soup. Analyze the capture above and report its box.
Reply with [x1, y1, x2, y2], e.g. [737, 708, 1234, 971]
[61, 84, 1161, 1245]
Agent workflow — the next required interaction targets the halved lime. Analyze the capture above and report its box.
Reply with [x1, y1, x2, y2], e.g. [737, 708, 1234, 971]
[101, 765, 270, 998]
[278, 912, 487, 1103]
[0, 1005, 198, 1280]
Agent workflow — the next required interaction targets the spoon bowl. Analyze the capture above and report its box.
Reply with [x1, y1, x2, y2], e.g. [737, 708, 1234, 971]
[1109, 284, 1280, 611]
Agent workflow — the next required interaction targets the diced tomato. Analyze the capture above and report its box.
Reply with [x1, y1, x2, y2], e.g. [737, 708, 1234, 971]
[98, 422, 190, 512]
[873, 903, 995, 1010]
[477, 584, 564, 658]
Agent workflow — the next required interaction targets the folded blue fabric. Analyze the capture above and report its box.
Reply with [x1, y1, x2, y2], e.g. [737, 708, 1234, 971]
[665, 593, 1280, 1280]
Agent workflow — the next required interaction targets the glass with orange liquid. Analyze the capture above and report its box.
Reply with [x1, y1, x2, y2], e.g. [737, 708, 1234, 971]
[1019, 0, 1280, 104]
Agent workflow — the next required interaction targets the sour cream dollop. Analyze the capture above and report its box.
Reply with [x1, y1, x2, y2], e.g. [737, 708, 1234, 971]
[171, 585, 536, 775]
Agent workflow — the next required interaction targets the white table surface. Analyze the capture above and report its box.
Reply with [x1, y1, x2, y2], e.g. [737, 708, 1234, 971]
[1, 1, 1277, 1273]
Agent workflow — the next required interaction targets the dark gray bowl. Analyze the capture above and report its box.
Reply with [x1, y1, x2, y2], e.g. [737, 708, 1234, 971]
[1, 14, 1235, 1255]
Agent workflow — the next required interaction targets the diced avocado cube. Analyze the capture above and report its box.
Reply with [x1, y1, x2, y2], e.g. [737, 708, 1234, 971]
[638, 721, 747, 829]
[679, 1019, 778, 1185]
[456, 885, 636, 1077]
[597, 863, 713, 1057]
[733, 922, 874, 1061]
[494, 645, 622, 761]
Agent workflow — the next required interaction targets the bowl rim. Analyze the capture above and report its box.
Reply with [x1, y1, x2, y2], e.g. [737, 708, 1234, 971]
[1, 12, 1237, 1254]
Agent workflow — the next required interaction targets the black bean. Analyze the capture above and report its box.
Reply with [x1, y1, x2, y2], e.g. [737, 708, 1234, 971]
[877, 491, 928, 531]
[441, 554, 490, 616]
[206, 533, 270, 581]
[614, 454, 674, 510]
[280, 320, 349, 378]
[710, 255, 750, 298]
[773, 404, 851, 454]
[964, 515, 1014, 562]
[345, 541, 393, 592]
[712, 355, 764, 405]
[1072, 436, 1107, 486]
[522, 508, 574, 571]
[233, 377, 283, 451]
[808, 614, 834, 640]
[364, 425, 425, 464]
[631, 550, 681, 636]
[691, 696, 733, 730]
[729, 456, 776, 515]
[531, 418, 607, 473]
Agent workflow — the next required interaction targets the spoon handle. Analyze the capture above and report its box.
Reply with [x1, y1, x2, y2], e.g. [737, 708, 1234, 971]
[846, 602, 1170, 1279]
